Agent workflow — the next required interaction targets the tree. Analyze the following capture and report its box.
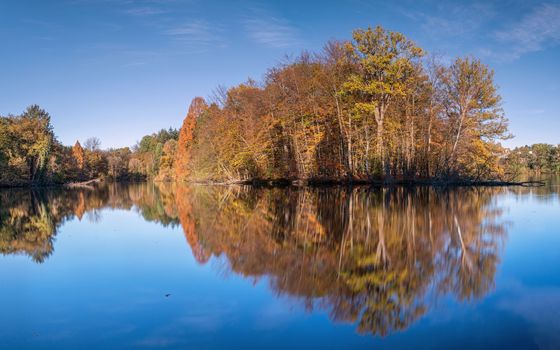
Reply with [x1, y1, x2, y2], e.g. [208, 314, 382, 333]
[342, 26, 424, 175]
[1, 27, 515, 186]
[21, 105, 55, 182]
[0, 105, 54, 184]
[504, 144, 560, 176]
[106, 147, 131, 179]
[72, 141, 85, 170]
[155, 139, 177, 181]
[441, 57, 510, 177]
[84, 137, 101, 152]
[321, 40, 358, 175]
[175, 97, 208, 181]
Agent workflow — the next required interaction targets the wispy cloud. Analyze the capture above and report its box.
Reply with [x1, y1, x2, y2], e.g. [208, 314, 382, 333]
[123, 6, 168, 17]
[164, 20, 225, 49]
[403, 2, 496, 38]
[520, 108, 546, 116]
[405, 2, 560, 62]
[76, 43, 163, 68]
[244, 15, 301, 48]
[494, 3, 560, 59]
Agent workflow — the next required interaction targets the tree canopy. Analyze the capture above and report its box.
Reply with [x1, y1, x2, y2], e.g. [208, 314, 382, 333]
[1, 25, 517, 187]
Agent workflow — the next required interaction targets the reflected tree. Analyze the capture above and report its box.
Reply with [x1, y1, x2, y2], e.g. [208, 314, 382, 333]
[0, 182, 510, 336]
[167, 184, 507, 336]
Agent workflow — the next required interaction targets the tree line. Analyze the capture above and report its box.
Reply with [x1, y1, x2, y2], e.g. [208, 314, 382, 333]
[1, 25, 525, 186]
[0, 104, 180, 186]
[504, 144, 560, 176]
[176, 26, 510, 182]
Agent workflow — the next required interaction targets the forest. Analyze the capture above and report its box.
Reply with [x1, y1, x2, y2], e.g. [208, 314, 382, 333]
[0, 26, 555, 187]
[0, 104, 179, 186]
[504, 143, 560, 176]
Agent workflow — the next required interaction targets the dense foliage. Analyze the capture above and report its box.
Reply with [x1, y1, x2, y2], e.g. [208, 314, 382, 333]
[130, 128, 179, 181]
[1, 26, 522, 186]
[0, 105, 55, 185]
[0, 105, 111, 186]
[0, 104, 179, 186]
[179, 26, 510, 182]
[504, 144, 560, 176]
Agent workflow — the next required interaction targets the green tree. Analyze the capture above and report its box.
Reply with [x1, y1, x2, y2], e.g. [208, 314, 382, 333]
[0, 105, 55, 185]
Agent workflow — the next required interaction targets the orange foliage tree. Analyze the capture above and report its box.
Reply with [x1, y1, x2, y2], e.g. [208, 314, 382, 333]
[175, 97, 208, 181]
[72, 140, 85, 170]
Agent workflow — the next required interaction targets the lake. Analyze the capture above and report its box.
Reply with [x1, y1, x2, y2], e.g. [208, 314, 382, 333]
[1, 180, 559, 349]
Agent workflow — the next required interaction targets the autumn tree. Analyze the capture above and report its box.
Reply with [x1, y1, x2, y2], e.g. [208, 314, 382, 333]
[175, 97, 208, 181]
[320, 40, 359, 175]
[154, 139, 177, 181]
[166, 29, 510, 183]
[127, 128, 178, 179]
[1, 27, 514, 186]
[106, 147, 132, 180]
[440, 57, 509, 178]
[72, 141, 85, 170]
[342, 26, 424, 176]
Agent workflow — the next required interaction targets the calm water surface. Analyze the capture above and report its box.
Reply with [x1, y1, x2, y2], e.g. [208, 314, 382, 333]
[1, 180, 559, 349]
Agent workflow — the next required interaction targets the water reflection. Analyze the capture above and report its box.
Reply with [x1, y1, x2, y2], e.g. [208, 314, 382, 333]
[174, 185, 508, 336]
[0, 184, 179, 263]
[0, 183, 528, 336]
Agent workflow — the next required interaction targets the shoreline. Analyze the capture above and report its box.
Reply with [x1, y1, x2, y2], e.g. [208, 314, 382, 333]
[186, 178, 546, 188]
[0, 177, 546, 189]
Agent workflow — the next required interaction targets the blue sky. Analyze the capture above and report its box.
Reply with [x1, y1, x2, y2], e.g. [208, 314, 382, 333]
[1, 0, 559, 149]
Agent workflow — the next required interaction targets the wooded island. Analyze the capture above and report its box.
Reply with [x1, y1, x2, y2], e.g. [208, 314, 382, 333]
[1, 26, 558, 187]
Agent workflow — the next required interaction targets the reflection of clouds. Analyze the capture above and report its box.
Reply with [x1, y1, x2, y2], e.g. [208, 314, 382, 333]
[177, 311, 228, 332]
[133, 300, 238, 348]
[253, 298, 298, 330]
[33, 328, 75, 341]
[101, 324, 137, 338]
[497, 285, 560, 350]
[135, 336, 180, 348]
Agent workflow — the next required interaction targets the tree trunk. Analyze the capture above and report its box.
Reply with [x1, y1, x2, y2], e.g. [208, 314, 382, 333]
[450, 111, 465, 172]
[334, 92, 352, 175]
[426, 113, 433, 177]
[374, 102, 387, 175]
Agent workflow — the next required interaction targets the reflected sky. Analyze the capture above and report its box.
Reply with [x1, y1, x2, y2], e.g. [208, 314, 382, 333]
[1, 180, 559, 349]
